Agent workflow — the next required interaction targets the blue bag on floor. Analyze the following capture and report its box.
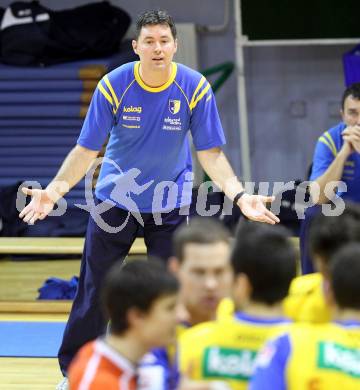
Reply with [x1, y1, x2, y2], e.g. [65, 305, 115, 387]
[37, 276, 78, 300]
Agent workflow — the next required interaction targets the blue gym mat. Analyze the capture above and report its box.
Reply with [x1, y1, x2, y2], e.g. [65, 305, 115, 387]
[0, 321, 66, 357]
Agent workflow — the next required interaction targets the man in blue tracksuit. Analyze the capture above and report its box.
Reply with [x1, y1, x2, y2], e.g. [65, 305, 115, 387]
[300, 83, 360, 273]
[19, 9, 279, 385]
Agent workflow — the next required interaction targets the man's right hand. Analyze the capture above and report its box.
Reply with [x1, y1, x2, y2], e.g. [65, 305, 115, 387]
[342, 125, 360, 154]
[19, 187, 56, 225]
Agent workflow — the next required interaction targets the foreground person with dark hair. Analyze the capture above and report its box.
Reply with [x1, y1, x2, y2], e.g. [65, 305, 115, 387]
[69, 260, 179, 390]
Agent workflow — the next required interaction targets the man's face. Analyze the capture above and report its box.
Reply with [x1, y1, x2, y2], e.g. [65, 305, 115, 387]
[132, 24, 177, 72]
[342, 95, 360, 126]
[178, 242, 232, 320]
[138, 294, 178, 349]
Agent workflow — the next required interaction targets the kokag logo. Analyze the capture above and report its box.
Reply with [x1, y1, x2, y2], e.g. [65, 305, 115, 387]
[169, 99, 181, 114]
[317, 342, 360, 378]
[123, 106, 142, 113]
[203, 347, 257, 380]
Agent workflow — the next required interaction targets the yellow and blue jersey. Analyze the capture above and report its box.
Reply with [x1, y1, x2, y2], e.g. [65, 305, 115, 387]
[77, 61, 225, 213]
[283, 272, 333, 323]
[178, 312, 291, 389]
[250, 320, 360, 390]
[310, 122, 360, 202]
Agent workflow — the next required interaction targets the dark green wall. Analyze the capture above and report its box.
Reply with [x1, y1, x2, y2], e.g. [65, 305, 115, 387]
[242, 0, 360, 40]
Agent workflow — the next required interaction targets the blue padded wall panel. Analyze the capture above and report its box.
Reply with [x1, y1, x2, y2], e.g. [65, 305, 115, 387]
[0, 48, 137, 213]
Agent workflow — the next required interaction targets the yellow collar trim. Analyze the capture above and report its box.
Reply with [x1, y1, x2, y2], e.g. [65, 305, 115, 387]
[134, 62, 177, 93]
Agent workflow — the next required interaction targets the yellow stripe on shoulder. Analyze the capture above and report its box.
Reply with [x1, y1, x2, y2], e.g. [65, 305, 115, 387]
[103, 75, 119, 108]
[190, 82, 211, 110]
[97, 82, 113, 106]
[319, 136, 336, 157]
[190, 76, 206, 107]
[323, 132, 337, 156]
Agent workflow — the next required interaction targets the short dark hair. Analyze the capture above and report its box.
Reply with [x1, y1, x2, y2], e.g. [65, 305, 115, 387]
[309, 202, 360, 264]
[330, 243, 360, 310]
[231, 221, 296, 305]
[341, 82, 360, 109]
[173, 217, 231, 262]
[135, 9, 177, 40]
[102, 259, 179, 334]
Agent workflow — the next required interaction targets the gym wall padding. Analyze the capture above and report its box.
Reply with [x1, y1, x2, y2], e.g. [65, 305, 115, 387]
[0, 42, 137, 207]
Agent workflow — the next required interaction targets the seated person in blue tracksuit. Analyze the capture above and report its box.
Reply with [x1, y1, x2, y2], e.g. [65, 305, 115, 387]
[301, 82, 360, 274]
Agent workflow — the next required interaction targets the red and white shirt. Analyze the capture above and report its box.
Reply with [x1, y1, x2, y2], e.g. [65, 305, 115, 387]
[69, 339, 137, 390]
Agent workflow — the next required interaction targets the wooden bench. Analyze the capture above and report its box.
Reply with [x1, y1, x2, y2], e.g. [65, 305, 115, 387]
[0, 237, 147, 255]
[0, 236, 299, 255]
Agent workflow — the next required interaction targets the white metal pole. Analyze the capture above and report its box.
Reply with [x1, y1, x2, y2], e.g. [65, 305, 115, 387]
[234, 0, 251, 182]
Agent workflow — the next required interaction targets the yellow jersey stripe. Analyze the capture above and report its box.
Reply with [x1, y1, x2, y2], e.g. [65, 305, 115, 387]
[190, 83, 211, 110]
[319, 136, 336, 157]
[115, 79, 136, 114]
[345, 161, 355, 167]
[103, 75, 119, 108]
[97, 82, 113, 106]
[174, 80, 190, 110]
[323, 132, 337, 156]
[190, 76, 206, 107]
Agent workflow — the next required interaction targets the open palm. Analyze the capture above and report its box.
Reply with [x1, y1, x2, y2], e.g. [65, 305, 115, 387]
[238, 194, 280, 225]
[19, 187, 55, 224]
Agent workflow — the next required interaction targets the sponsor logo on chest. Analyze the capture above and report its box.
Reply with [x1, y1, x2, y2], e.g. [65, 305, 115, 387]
[317, 341, 360, 378]
[121, 101, 184, 131]
[122, 106, 142, 128]
[203, 347, 257, 380]
[162, 99, 182, 131]
[162, 117, 182, 131]
[123, 105, 142, 113]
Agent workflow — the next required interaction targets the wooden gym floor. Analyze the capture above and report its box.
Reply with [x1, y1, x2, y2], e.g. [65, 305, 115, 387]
[0, 257, 78, 390]
[0, 237, 298, 389]
[0, 235, 148, 390]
